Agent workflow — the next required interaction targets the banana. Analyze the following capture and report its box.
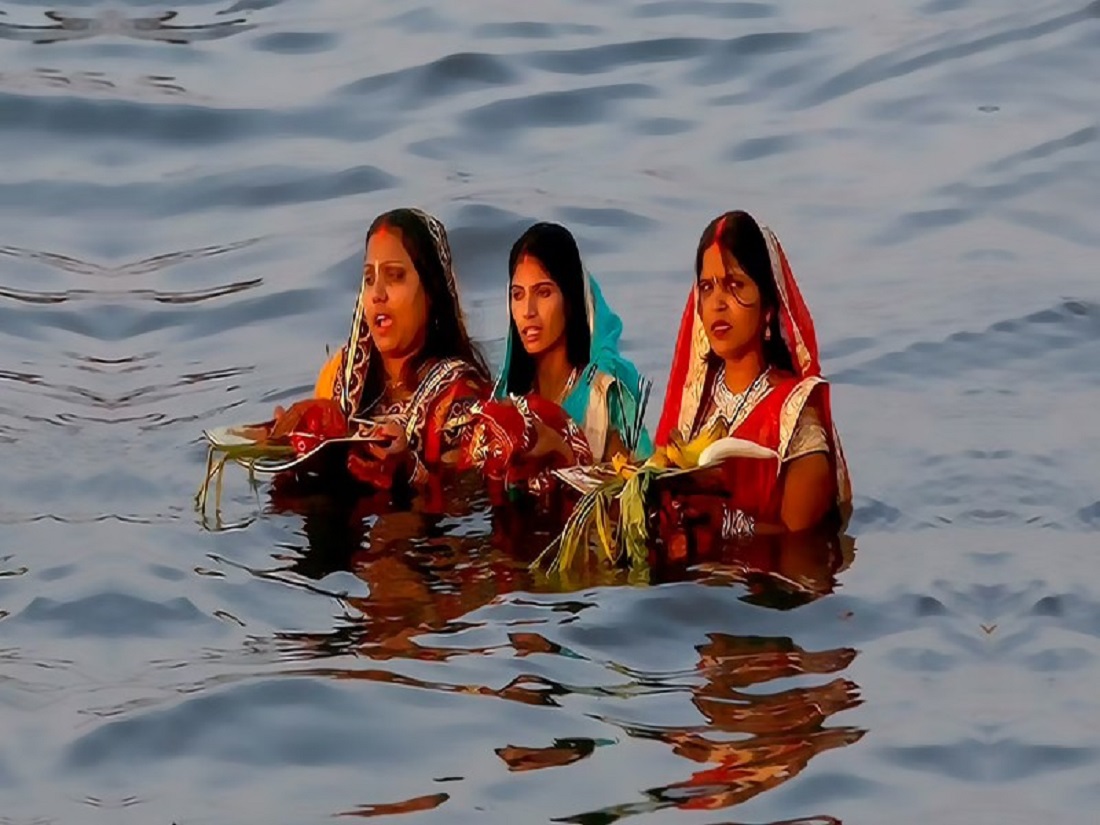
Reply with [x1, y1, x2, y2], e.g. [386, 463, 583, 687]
[673, 419, 727, 468]
[612, 452, 639, 480]
[665, 429, 689, 468]
[643, 448, 671, 470]
[593, 490, 617, 564]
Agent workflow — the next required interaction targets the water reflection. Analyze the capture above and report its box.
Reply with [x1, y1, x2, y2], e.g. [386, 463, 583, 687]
[268, 471, 545, 662]
[571, 638, 862, 822]
[336, 792, 450, 819]
[0, 68, 188, 99]
[266, 478, 863, 820]
[0, 9, 253, 45]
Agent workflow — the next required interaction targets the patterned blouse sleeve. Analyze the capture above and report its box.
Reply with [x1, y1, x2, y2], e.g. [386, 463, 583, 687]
[438, 377, 485, 456]
[785, 403, 830, 462]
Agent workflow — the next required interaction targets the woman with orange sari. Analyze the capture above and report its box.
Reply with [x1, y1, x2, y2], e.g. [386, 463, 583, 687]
[311, 208, 491, 491]
[655, 210, 851, 539]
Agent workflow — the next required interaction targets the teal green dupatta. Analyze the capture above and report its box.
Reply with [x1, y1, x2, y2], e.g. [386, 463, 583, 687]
[494, 273, 653, 460]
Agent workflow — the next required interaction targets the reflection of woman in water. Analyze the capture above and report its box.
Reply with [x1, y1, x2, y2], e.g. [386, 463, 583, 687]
[267, 473, 859, 820]
[311, 208, 491, 491]
[655, 210, 852, 538]
[271, 469, 853, 649]
[486, 560, 862, 821]
[268, 470, 534, 658]
[544, 633, 862, 821]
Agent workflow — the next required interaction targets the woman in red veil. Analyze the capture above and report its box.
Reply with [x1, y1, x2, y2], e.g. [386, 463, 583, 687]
[655, 211, 851, 538]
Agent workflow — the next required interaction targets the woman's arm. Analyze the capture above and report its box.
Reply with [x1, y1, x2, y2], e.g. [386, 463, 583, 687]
[779, 451, 837, 532]
[778, 393, 837, 532]
[346, 418, 414, 490]
[529, 420, 577, 464]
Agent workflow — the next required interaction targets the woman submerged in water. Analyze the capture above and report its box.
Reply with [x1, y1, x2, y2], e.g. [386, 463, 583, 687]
[655, 210, 851, 537]
[495, 222, 653, 464]
[310, 208, 491, 491]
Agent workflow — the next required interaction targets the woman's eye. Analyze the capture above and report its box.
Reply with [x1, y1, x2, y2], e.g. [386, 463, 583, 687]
[537, 287, 553, 299]
[510, 289, 523, 302]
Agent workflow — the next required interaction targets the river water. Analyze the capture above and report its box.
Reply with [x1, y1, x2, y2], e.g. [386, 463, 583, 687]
[1, 1, 1099, 823]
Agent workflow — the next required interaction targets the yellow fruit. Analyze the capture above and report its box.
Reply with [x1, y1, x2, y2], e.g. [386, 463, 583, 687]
[666, 441, 685, 469]
[674, 420, 721, 468]
[644, 449, 671, 470]
[612, 452, 638, 480]
[664, 429, 688, 468]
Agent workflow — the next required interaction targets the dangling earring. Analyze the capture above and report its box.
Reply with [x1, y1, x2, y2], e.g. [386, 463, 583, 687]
[764, 316, 773, 341]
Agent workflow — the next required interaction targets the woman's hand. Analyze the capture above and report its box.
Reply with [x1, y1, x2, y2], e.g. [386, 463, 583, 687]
[269, 399, 349, 443]
[361, 418, 409, 460]
[524, 418, 574, 464]
[346, 418, 411, 489]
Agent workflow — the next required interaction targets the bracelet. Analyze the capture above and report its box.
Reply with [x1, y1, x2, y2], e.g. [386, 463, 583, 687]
[408, 453, 429, 488]
[721, 505, 755, 540]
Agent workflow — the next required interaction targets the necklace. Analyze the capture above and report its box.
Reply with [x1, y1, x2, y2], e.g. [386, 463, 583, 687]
[540, 367, 579, 404]
[558, 367, 579, 404]
[712, 365, 771, 429]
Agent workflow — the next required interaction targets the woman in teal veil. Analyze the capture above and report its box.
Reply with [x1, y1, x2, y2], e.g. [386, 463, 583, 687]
[495, 222, 652, 463]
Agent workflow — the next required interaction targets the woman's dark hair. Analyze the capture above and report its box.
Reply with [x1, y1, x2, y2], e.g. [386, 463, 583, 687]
[356, 209, 489, 411]
[695, 210, 794, 373]
[505, 222, 592, 395]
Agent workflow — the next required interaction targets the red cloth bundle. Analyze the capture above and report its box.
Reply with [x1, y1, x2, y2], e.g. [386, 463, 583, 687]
[459, 395, 593, 483]
[459, 398, 531, 480]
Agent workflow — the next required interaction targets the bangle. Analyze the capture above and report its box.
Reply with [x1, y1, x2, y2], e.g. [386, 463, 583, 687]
[721, 506, 755, 540]
[408, 453, 429, 488]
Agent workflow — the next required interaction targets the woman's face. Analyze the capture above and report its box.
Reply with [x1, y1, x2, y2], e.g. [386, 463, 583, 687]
[363, 227, 430, 360]
[697, 242, 768, 362]
[510, 255, 567, 358]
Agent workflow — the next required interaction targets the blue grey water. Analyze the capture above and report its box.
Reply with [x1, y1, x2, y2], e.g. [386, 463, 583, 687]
[1, 1, 1098, 822]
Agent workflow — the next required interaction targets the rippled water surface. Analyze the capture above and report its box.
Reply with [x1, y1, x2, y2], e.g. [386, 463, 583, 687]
[2, 1, 1099, 822]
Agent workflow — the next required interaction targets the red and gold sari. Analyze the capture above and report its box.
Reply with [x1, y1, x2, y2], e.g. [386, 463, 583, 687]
[655, 224, 851, 524]
[313, 351, 486, 481]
